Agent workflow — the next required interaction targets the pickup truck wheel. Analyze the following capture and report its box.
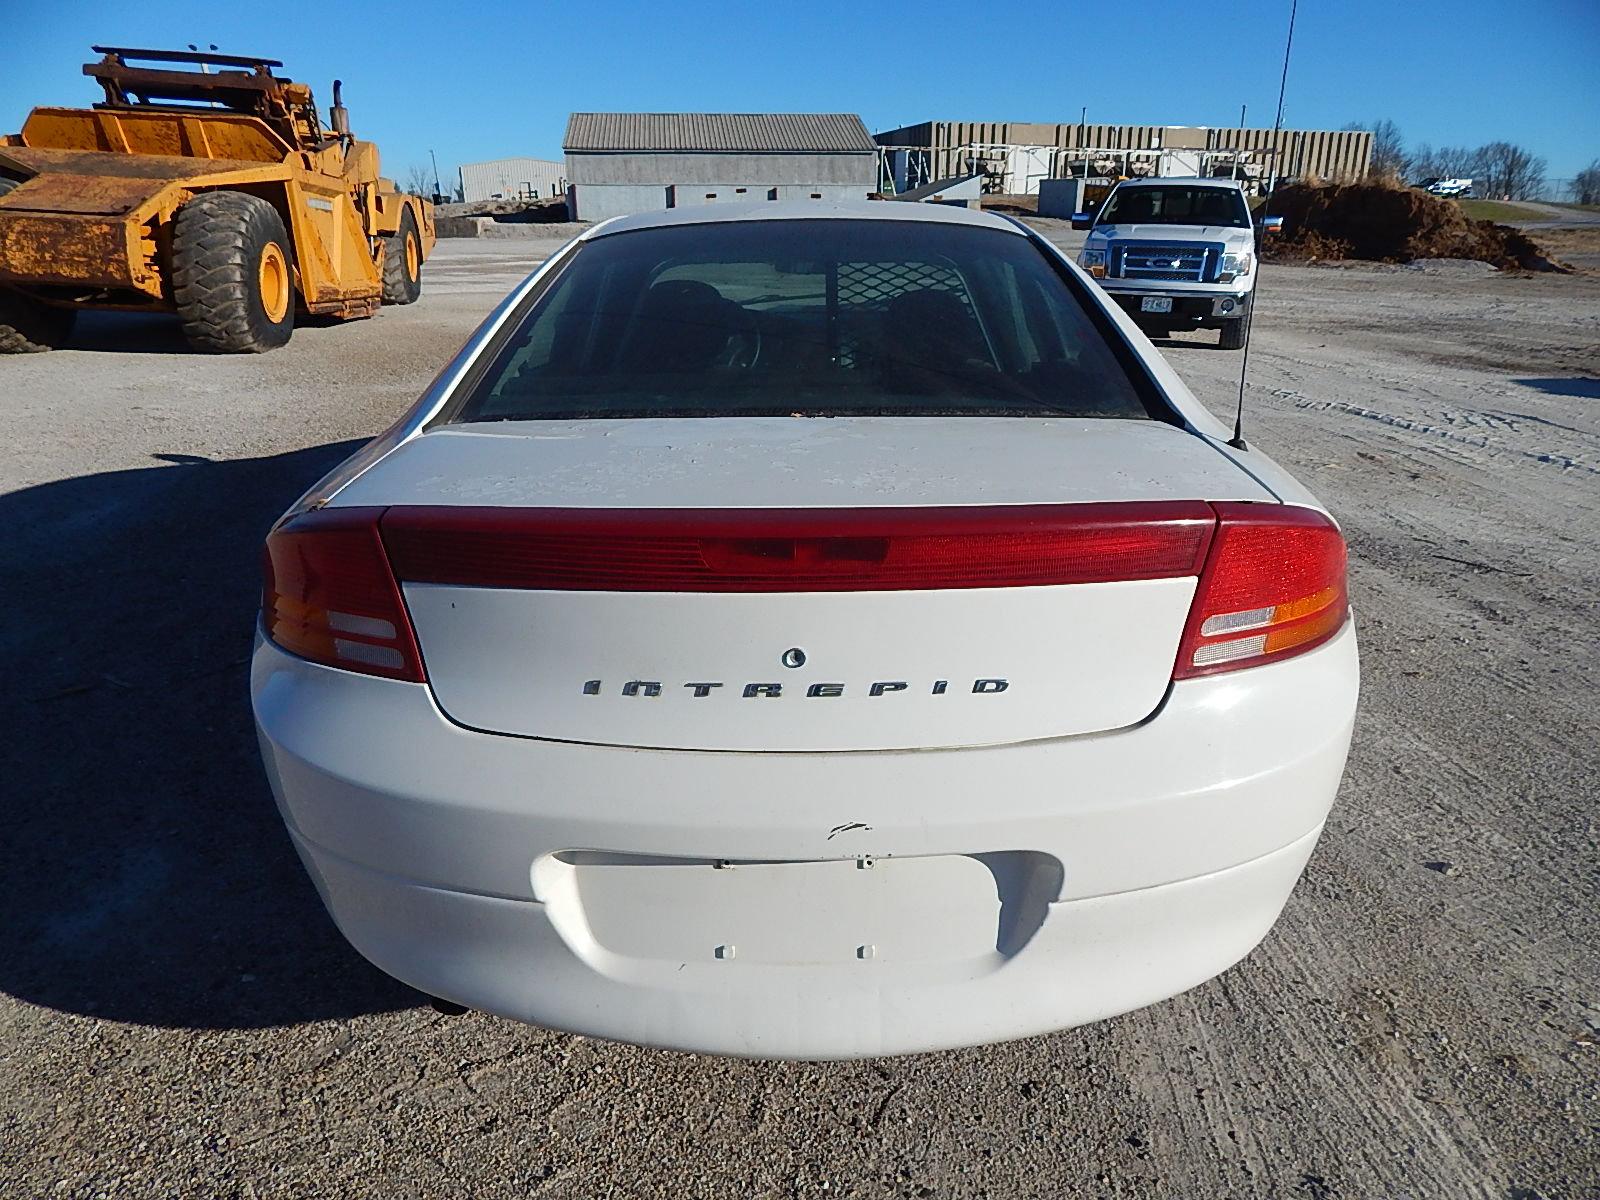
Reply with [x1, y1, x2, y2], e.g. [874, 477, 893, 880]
[381, 206, 423, 305]
[1218, 319, 1248, 350]
[170, 191, 295, 353]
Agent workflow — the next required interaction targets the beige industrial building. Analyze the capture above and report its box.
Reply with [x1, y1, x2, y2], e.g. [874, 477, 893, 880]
[875, 120, 1373, 195]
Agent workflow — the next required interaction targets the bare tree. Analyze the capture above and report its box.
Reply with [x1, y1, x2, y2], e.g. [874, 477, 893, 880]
[1475, 141, 1546, 200]
[402, 164, 434, 199]
[1406, 142, 1480, 182]
[1345, 120, 1406, 179]
[1437, 145, 1486, 179]
[1572, 160, 1600, 206]
[1405, 142, 1436, 181]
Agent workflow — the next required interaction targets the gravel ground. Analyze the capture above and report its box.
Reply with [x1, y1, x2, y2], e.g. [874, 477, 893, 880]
[2, 233, 1597, 1199]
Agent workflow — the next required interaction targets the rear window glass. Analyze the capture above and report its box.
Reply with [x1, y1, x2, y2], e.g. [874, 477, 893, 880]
[453, 218, 1153, 422]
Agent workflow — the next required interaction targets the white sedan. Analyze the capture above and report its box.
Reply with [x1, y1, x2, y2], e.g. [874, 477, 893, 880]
[252, 201, 1357, 1059]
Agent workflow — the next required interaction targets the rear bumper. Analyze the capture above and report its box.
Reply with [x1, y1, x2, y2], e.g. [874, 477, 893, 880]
[252, 622, 1358, 1057]
[290, 821, 1322, 1059]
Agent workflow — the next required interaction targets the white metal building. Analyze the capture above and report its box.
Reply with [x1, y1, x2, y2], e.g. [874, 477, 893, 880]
[563, 113, 880, 223]
[458, 157, 568, 204]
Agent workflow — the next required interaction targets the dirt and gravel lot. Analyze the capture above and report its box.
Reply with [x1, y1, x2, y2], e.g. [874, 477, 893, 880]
[2, 232, 1597, 1199]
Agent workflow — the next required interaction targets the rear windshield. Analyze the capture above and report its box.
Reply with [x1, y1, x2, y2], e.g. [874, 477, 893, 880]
[1097, 186, 1251, 228]
[452, 219, 1154, 422]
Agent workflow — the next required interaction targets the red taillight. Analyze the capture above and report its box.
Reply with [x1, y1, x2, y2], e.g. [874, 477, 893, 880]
[261, 500, 1344, 683]
[378, 503, 1217, 592]
[262, 507, 425, 682]
[1174, 502, 1348, 679]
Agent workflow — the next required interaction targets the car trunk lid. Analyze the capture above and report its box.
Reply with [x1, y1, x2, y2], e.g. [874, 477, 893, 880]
[337, 418, 1276, 751]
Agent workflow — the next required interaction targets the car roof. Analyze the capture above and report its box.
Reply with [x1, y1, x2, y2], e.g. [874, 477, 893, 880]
[582, 199, 1025, 241]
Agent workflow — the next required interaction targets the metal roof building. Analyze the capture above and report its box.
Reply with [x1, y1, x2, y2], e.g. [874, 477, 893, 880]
[564, 112, 880, 222]
[458, 157, 567, 204]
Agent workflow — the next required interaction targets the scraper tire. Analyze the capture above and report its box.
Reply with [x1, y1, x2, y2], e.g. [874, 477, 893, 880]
[171, 190, 295, 353]
[381, 206, 423, 305]
[0, 178, 76, 353]
[0, 288, 75, 353]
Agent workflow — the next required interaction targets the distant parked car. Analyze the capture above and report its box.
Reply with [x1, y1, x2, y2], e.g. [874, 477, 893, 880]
[1420, 178, 1474, 198]
[253, 201, 1358, 1059]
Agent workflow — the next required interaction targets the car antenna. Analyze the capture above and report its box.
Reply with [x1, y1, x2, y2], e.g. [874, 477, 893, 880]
[1228, 310, 1254, 450]
[1230, 0, 1298, 452]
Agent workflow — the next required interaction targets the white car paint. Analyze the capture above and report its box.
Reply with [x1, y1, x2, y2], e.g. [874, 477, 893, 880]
[330, 416, 1277, 510]
[405, 576, 1195, 751]
[252, 200, 1358, 1058]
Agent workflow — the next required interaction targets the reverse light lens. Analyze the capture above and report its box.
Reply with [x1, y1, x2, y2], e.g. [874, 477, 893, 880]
[1174, 503, 1348, 678]
[263, 507, 426, 681]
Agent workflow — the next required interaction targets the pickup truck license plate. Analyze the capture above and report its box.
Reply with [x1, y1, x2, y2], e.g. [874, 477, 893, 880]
[1141, 297, 1173, 313]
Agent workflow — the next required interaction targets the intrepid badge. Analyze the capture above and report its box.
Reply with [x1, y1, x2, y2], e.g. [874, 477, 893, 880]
[582, 678, 1009, 698]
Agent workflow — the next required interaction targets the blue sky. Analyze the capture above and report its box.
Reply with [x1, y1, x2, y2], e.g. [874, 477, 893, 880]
[6, 0, 1597, 186]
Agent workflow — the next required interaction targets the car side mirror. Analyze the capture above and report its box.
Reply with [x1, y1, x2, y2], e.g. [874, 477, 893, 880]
[1070, 212, 1093, 231]
[1258, 215, 1284, 235]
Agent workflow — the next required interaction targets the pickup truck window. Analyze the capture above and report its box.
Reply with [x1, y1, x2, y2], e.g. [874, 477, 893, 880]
[1097, 186, 1252, 229]
[454, 219, 1155, 422]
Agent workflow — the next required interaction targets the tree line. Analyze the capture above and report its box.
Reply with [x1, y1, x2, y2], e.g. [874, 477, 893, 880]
[1346, 119, 1597, 203]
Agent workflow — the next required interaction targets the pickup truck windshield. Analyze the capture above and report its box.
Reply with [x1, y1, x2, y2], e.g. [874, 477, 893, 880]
[453, 219, 1155, 422]
[1097, 186, 1251, 229]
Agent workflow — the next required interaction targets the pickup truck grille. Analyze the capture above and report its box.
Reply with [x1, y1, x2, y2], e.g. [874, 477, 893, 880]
[1111, 242, 1222, 283]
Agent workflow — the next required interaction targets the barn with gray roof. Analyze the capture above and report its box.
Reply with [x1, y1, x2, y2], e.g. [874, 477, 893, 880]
[563, 112, 880, 222]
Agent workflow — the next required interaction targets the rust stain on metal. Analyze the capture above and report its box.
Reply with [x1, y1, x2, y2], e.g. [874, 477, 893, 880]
[0, 214, 133, 287]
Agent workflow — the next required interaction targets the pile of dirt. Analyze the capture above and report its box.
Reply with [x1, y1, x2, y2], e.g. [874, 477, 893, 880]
[1266, 183, 1568, 272]
[432, 196, 570, 223]
[980, 194, 1039, 214]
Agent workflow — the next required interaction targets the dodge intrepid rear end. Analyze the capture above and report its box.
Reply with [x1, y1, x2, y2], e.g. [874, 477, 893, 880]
[251, 202, 1357, 1058]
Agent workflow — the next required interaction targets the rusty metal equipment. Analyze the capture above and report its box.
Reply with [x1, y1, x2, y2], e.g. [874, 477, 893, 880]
[0, 46, 435, 352]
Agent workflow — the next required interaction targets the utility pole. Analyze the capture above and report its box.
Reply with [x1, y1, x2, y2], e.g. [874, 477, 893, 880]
[187, 43, 218, 73]
[429, 149, 442, 202]
[188, 44, 220, 107]
[1235, 104, 1246, 179]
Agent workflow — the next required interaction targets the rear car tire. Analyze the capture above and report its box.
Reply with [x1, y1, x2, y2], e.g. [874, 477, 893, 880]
[381, 206, 423, 305]
[1218, 319, 1248, 350]
[170, 190, 295, 353]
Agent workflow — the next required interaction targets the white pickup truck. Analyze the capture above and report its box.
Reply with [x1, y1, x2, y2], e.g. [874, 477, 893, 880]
[1073, 178, 1280, 350]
